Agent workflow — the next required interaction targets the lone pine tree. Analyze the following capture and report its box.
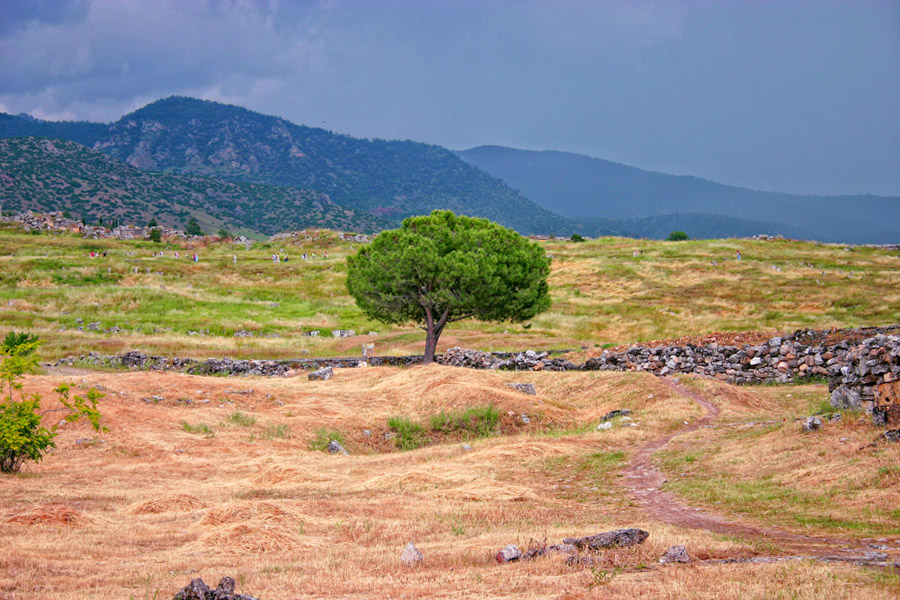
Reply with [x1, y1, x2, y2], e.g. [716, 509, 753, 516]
[346, 211, 551, 363]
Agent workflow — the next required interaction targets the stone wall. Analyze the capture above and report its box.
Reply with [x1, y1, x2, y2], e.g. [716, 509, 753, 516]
[54, 326, 900, 425]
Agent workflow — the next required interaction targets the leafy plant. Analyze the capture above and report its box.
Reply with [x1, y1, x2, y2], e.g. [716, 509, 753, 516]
[666, 230, 689, 241]
[429, 405, 500, 438]
[147, 227, 162, 243]
[184, 217, 203, 237]
[570, 233, 585, 242]
[228, 411, 257, 427]
[387, 416, 427, 450]
[180, 421, 214, 437]
[1, 331, 106, 473]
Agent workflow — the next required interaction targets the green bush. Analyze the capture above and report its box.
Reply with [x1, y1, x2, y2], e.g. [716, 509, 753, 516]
[228, 411, 257, 427]
[1, 331, 105, 473]
[387, 416, 427, 450]
[148, 227, 162, 243]
[570, 233, 585, 243]
[429, 405, 500, 438]
[666, 231, 689, 241]
[308, 427, 346, 452]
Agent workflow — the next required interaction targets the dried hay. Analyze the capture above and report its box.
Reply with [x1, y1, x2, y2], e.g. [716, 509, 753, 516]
[200, 501, 297, 526]
[199, 522, 310, 553]
[251, 463, 334, 486]
[6, 504, 93, 527]
[128, 494, 206, 515]
[439, 481, 538, 502]
[354, 469, 459, 492]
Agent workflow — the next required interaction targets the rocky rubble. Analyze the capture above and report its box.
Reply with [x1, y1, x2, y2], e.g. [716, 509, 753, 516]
[1, 211, 187, 240]
[173, 577, 257, 600]
[54, 326, 900, 426]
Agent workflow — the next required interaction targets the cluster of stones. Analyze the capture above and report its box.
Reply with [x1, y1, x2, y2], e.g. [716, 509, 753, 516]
[173, 577, 257, 600]
[827, 334, 900, 424]
[54, 326, 899, 425]
[437, 347, 576, 370]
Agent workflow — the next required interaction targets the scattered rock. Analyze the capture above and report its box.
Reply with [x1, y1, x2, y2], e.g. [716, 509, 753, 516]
[308, 366, 333, 381]
[659, 545, 691, 564]
[506, 382, 536, 395]
[882, 429, 900, 443]
[327, 440, 348, 455]
[495, 544, 522, 563]
[597, 422, 613, 431]
[520, 414, 530, 424]
[400, 542, 424, 566]
[461, 444, 472, 452]
[601, 409, 632, 421]
[831, 385, 861, 410]
[801, 416, 823, 432]
[173, 577, 258, 600]
[563, 528, 649, 550]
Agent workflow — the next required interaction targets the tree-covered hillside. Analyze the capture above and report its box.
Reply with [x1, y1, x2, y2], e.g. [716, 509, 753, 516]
[2, 98, 578, 235]
[0, 137, 388, 235]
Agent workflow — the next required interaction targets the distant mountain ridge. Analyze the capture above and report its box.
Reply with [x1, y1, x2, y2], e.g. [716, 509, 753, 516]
[0, 137, 388, 235]
[457, 146, 900, 244]
[1, 97, 577, 236]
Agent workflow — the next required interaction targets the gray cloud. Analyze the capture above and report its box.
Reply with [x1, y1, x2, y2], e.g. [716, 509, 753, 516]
[0, 0, 898, 195]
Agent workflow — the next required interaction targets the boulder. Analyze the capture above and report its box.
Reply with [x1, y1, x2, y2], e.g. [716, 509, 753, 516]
[400, 542, 424, 566]
[173, 577, 258, 600]
[327, 440, 348, 455]
[802, 416, 823, 432]
[601, 409, 632, 421]
[506, 383, 536, 395]
[659, 545, 691, 564]
[496, 544, 522, 563]
[308, 366, 333, 381]
[563, 528, 649, 550]
[831, 385, 861, 410]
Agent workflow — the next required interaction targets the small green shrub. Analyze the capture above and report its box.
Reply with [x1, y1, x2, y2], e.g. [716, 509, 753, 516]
[666, 231, 689, 241]
[228, 411, 257, 427]
[308, 427, 346, 451]
[429, 405, 500, 438]
[180, 421, 214, 437]
[148, 228, 162, 243]
[570, 233, 585, 243]
[1, 331, 105, 473]
[259, 423, 291, 440]
[387, 416, 427, 451]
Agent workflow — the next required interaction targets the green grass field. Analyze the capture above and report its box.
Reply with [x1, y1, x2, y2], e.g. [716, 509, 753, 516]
[1, 223, 898, 359]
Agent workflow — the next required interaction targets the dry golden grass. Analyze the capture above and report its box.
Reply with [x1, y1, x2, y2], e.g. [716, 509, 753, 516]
[0, 367, 897, 599]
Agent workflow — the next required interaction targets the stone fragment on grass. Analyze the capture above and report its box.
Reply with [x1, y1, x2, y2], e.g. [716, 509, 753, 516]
[496, 544, 522, 563]
[308, 366, 333, 381]
[327, 440, 348, 455]
[831, 385, 861, 410]
[400, 542, 424, 566]
[597, 422, 612, 431]
[659, 544, 691, 563]
[563, 528, 649, 550]
[506, 382, 536, 395]
[173, 577, 259, 600]
[601, 409, 632, 421]
[882, 429, 900, 443]
[801, 416, 823, 432]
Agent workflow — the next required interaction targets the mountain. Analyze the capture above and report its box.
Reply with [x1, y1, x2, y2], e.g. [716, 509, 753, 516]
[456, 146, 900, 244]
[0, 113, 108, 148]
[1, 97, 578, 235]
[0, 137, 388, 235]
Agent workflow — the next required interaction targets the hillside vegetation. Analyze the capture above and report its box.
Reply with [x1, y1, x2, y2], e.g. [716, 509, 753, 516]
[0, 224, 897, 360]
[1, 98, 577, 235]
[0, 137, 387, 235]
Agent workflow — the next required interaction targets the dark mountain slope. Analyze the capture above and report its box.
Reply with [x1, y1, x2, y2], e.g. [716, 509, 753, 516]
[88, 97, 577, 235]
[0, 137, 387, 235]
[457, 146, 900, 244]
[0, 113, 108, 148]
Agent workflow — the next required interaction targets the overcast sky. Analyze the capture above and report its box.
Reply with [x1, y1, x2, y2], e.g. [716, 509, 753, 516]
[1, 0, 898, 196]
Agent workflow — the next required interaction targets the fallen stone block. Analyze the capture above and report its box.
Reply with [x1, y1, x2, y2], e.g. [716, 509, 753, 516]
[400, 542, 424, 566]
[801, 416, 823, 432]
[563, 528, 649, 550]
[659, 544, 691, 563]
[173, 577, 259, 600]
[327, 440, 348, 455]
[496, 544, 522, 563]
[308, 366, 333, 381]
[506, 382, 536, 395]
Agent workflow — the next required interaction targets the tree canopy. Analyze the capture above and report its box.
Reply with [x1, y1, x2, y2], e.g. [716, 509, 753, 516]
[346, 210, 551, 363]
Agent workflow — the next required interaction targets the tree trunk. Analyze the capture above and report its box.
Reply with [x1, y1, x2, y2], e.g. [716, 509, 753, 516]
[422, 307, 449, 364]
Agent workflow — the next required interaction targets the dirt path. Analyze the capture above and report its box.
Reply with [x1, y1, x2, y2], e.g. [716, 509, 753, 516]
[624, 377, 900, 567]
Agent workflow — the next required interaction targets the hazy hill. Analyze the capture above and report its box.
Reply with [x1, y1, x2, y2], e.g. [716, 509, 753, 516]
[1, 98, 578, 235]
[0, 137, 388, 235]
[0, 112, 108, 148]
[457, 146, 900, 244]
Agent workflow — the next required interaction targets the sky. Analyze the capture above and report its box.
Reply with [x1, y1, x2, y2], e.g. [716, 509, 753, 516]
[1, 0, 898, 196]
